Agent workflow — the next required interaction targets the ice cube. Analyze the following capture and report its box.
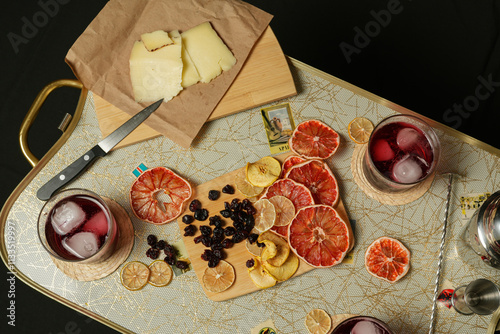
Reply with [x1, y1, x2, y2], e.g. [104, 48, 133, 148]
[372, 139, 395, 162]
[62, 232, 99, 259]
[392, 154, 423, 183]
[351, 320, 383, 334]
[51, 201, 86, 235]
[82, 211, 109, 237]
[397, 127, 420, 150]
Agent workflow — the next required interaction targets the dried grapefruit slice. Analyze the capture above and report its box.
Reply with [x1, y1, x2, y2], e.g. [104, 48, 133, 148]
[365, 236, 410, 283]
[202, 260, 235, 293]
[268, 196, 295, 227]
[288, 205, 350, 268]
[262, 178, 314, 237]
[305, 309, 332, 334]
[120, 261, 150, 291]
[130, 167, 192, 225]
[285, 160, 339, 207]
[289, 120, 340, 159]
[281, 155, 305, 178]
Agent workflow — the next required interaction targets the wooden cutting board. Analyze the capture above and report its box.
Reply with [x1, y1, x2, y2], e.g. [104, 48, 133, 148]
[93, 27, 296, 149]
[178, 153, 352, 302]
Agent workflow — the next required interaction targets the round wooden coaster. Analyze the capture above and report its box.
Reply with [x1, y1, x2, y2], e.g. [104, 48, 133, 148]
[351, 144, 435, 206]
[51, 197, 135, 281]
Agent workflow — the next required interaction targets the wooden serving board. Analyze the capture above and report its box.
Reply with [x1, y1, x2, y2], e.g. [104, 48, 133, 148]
[178, 153, 352, 302]
[93, 26, 297, 149]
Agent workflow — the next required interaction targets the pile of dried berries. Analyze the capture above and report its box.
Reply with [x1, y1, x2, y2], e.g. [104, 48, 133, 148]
[184, 185, 259, 268]
[145, 234, 188, 270]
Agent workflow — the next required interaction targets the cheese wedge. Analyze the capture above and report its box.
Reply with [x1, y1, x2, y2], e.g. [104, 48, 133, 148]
[181, 22, 236, 83]
[169, 30, 200, 88]
[129, 33, 183, 103]
[141, 30, 173, 51]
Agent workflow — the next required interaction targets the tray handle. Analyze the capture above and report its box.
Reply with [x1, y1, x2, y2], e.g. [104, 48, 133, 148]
[19, 79, 84, 167]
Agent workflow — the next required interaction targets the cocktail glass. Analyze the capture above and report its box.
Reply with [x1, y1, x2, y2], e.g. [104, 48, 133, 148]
[362, 114, 440, 192]
[38, 188, 119, 264]
[331, 315, 393, 334]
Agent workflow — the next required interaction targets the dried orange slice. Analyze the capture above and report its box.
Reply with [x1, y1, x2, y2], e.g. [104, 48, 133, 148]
[202, 260, 235, 293]
[120, 261, 150, 291]
[129, 166, 192, 225]
[234, 168, 264, 198]
[253, 198, 276, 232]
[365, 236, 410, 283]
[348, 117, 374, 144]
[268, 195, 295, 227]
[148, 260, 173, 287]
[285, 159, 339, 207]
[289, 120, 340, 159]
[289, 205, 350, 268]
[246, 156, 281, 187]
[305, 309, 332, 334]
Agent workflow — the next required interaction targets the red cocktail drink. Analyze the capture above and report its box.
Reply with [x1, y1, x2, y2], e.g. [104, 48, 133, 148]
[363, 115, 440, 192]
[331, 316, 393, 334]
[38, 189, 118, 263]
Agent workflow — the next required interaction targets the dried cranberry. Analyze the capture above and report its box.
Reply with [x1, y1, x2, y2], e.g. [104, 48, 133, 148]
[182, 214, 195, 224]
[257, 241, 265, 248]
[147, 234, 158, 246]
[146, 247, 160, 259]
[183, 224, 196, 236]
[156, 240, 167, 250]
[213, 226, 224, 238]
[221, 239, 234, 249]
[193, 235, 203, 244]
[209, 215, 223, 227]
[220, 209, 231, 218]
[201, 236, 212, 247]
[194, 208, 209, 221]
[248, 233, 259, 244]
[222, 184, 235, 194]
[211, 243, 224, 251]
[208, 258, 220, 268]
[164, 244, 178, 258]
[213, 249, 225, 260]
[233, 221, 244, 231]
[246, 259, 255, 268]
[230, 198, 241, 210]
[200, 225, 212, 236]
[189, 199, 202, 212]
[164, 256, 176, 266]
[201, 249, 213, 261]
[208, 190, 220, 201]
[224, 226, 236, 236]
[175, 260, 189, 270]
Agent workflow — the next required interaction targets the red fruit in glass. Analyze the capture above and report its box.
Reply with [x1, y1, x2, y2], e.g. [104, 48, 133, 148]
[45, 194, 112, 260]
[369, 121, 434, 183]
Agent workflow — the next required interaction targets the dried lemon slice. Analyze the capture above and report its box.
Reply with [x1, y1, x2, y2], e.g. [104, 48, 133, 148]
[305, 309, 332, 334]
[148, 260, 173, 287]
[248, 257, 277, 289]
[246, 156, 281, 187]
[121, 261, 150, 291]
[348, 117, 374, 144]
[234, 168, 264, 198]
[253, 198, 276, 232]
[202, 260, 235, 293]
[268, 195, 295, 227]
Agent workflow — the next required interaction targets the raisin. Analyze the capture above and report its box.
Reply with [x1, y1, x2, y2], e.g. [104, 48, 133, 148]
[156, 240, 167, 250]
[164, 256, 176, 266]
[246, 259, 255, 268]
[248, 233, 259, 244]
[230, 198, 241, 211]
[213, 226, 224, 238]
[146, 247, 160, 259]
[189, 199, 202, 212]
[220, 209, 231, 218]
[201, 249, 213, 261]
[213, 249, 225, 260]
[201, 236, 212, 247]
[224, 226, 236, 236]
[221, 238, 234, 249]
[209, 215, 223, 227]
[208, 190, 220, 201]
[147, 234, 158, 247]
[222, 184, 235, 194]
[175, 260, 189, 270]
[182, 214, 194, 224]
[194, 208, 209, 221]
[208, 258, 220, 268]
[183, 224, 196, 237]
[164, 245, 178, 258]
[200, 225, 212, 236]
[193, 235, 203, 244]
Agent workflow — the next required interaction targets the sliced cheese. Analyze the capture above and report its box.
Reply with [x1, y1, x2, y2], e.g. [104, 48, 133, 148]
[129, 37, 183, 103]
[169, 30, 200, 88]
[181, 22, 236, 83]
[141, 30, 173, 51]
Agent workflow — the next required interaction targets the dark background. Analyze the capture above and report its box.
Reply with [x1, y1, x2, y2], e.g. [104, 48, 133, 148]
[1, 1, 499, 333]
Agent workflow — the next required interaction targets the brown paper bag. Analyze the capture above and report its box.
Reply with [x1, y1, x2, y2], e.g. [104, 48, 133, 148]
[66, 0, 273, 148]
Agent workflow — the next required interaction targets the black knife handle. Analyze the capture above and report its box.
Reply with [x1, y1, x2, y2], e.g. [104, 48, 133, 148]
[36, 146, 106, 201]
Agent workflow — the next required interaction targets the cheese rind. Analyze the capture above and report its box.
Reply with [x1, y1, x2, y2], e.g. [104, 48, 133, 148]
[129, 35, 183, 103]
[181, 22, 236, 83]
[141, 30, 173, 51]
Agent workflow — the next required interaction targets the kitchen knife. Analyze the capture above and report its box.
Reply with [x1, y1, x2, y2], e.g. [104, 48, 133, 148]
[36, 99, 163, 201]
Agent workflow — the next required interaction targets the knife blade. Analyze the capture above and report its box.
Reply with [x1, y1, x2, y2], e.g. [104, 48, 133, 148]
[36, 99, 163, 201]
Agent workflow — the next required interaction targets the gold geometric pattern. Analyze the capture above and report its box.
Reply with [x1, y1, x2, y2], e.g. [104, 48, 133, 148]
[2, 59, 500, 334]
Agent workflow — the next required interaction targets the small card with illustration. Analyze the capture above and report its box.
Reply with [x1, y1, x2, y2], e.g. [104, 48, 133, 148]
[261, 103, 296, 154]
[459, 192, 491, 221]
